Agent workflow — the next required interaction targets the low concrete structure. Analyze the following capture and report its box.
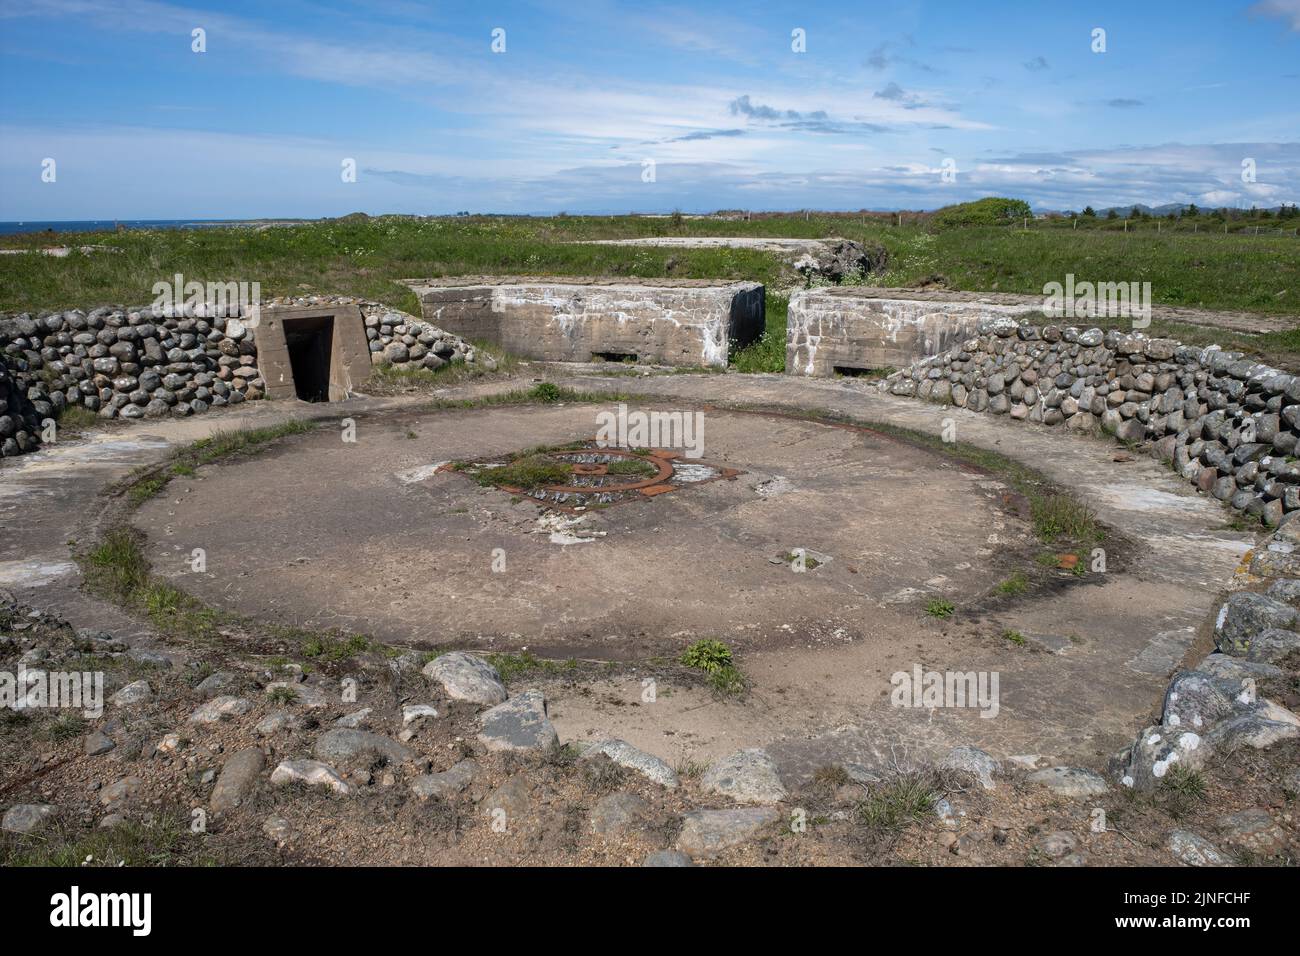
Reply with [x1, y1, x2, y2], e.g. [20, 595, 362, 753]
[405, 277, 764, 368]
[256, 304, 371, 402]
[787, 288, 1046, 376]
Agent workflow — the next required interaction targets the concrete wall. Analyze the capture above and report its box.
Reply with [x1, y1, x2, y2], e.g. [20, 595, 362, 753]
[257, 305, 370, 401]
[786, 288, 1045, 376]
[407, 278, 764, 368]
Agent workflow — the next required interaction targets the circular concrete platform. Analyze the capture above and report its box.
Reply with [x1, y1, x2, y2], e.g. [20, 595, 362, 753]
[135, 402, 1032, 659]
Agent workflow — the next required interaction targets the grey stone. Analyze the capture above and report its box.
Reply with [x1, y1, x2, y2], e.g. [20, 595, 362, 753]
[110, 680, 152, 707]
[255, 710, 302, 736]
[701, 748, 787, 805]
[410, 759, 479, 801]
[313, 728, 412, 766]
[1027, 766, 1109, 797]
[210, 747, 265, 814]
[187, 695, 253, 724]
[477, 690, 558, 752]
[589, 791, 651, 837]
[2, 803, 57, 834]
[84, 730, 116, 756]
[1168, 830, 1228, 867]
[580, 738, 679, 788]
[676, 807, 780, 859]
[270, 759, 350, 794]
[194, 670, 240, 698]
[642, 849, 694, 867]
[423, 651, 508, 705]
[939, 745, 998, 790]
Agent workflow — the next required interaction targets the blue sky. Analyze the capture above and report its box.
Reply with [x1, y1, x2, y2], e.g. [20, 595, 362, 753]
[0, 0, 1297, 219]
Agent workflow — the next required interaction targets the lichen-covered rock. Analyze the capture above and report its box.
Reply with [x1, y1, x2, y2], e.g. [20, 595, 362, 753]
[676, 807, 780, 859]
[270, 759, 350, 794]
[701, 748, 787, 805]
[579, 738, 679, 788]
[313, 728, 412, 766]
[423, 651, 508, 705]
[477, 690, 558, 752]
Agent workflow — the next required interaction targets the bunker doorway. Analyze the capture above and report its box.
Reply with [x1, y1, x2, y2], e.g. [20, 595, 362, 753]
[285, 317, 334, 402]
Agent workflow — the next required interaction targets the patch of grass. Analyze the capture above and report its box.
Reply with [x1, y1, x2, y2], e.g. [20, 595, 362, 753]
[85, 527, 150, 600]
[605, 457, 657, 477]
[427, 384, 630, 411]
[731, 290, 788, 373]
[44, 712, 86, 742]
[128, 474, 169, 506]
[925, 599, 955, 619]
[674, 758, 706, 780]
[1, 811, 225, 867]
[267, 686, 296, 705]
[1158, 764, 1207, 819]
[996, 572, 1029, 595]
[1030, 494, 1104, 545]
[1002, 629, 1027, 646]
[474, 454, 573, 490]
[856, 773, 939, 831]
[54, 403, 98, 433]
[485, 651, 578, 682]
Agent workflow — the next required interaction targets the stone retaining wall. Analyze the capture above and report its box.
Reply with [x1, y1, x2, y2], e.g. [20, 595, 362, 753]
[880, 318, 1300, 526]
[0, 296, 481, 458]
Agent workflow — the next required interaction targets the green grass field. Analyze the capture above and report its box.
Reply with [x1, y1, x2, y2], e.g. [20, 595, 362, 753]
[2, 212, 1297, 372]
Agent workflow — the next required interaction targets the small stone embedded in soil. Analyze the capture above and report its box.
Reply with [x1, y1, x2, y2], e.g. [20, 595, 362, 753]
[2, 803, 58, 834]
[410, 759, 478, 801]
[676, 807, 780, 859]
[314, 728, 412, 766]
[484, 774, 532, 822]
[1168, 830, 1229, 866]
[643, 849, 694, 867]
[333, 708, 373, 729]
[100, 776, 144, 808]
[939, 745, 998, 790]
[110, 680, 152, 707]
[423, 651, 508, 705]
[194, 671, 240, 698]
[270, 759, 351, 795]
[210, 746, 266, 814]
[84, 729, 115, 756]
[477, 690, 558, 752]
[589, 791, 651, 837]
[256, 710, 301, 737]
[579, 738, 679, 788]
[700, 748, 787, 805]
[402, 703, 438, 725]
[1027, 766, 1109, 797]
[188, 695, 253, 724]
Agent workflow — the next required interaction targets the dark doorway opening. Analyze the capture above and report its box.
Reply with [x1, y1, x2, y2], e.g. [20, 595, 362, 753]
[285, 317, 334, 402]
[592, 351, 638, 364]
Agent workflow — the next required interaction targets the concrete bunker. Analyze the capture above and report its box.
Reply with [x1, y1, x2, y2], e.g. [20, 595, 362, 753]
[787, 288, 1046, 377]
[257, 304, 371, 402]
[404, 277, 765, 369]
